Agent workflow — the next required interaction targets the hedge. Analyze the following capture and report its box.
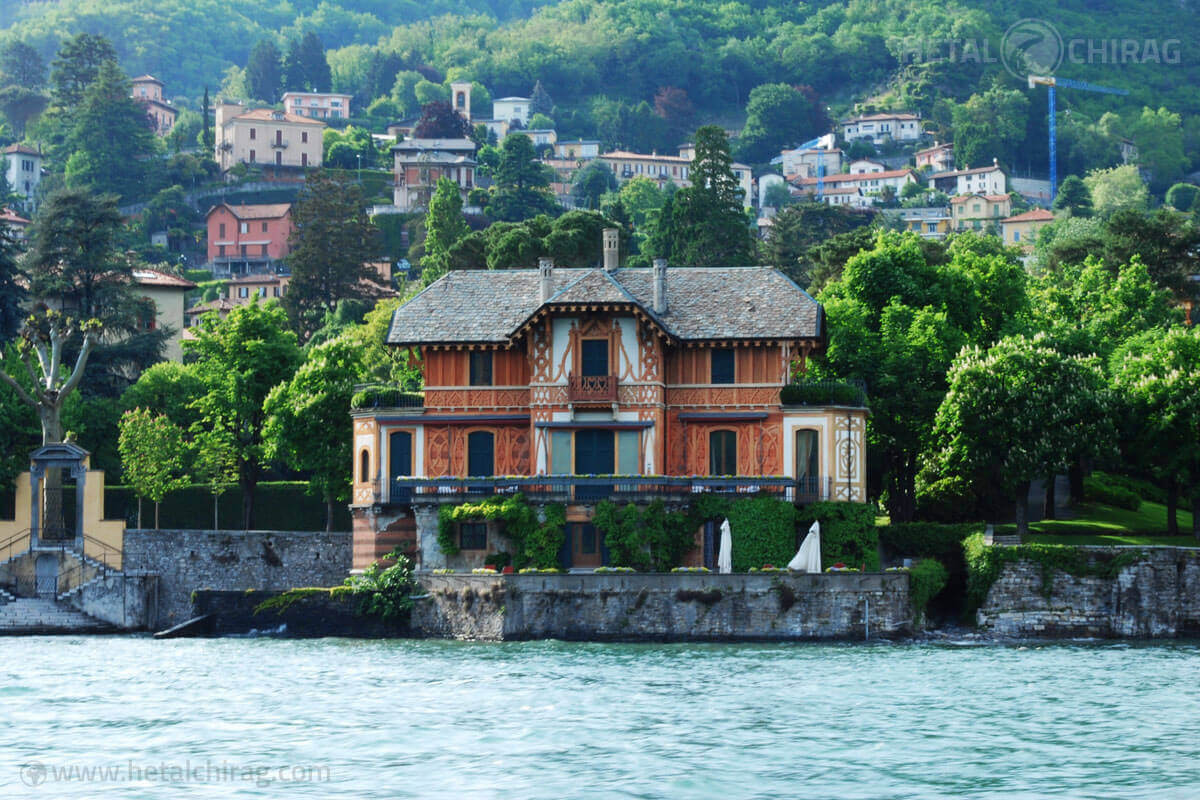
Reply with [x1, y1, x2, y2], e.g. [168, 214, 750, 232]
[725, 496, 800, 572]
[797, 501, 879, 571]
[780, 381, 866, 407]
[1090, 471, 1164, 506]
[104, 482, 351, 531]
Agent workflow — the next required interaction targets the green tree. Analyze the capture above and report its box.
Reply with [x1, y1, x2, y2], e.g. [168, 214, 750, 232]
[64, 61, 160, 202]
[1, 41, 46, 88]
[0, 219, 24, 342]
[1102, 209, 1200, 300]
[952, 83, 1029, 169]
[420, 176, 469, 281]
[486, 133, 559, 222]
[930, 335, 1110, 536]
[245, 39, 283, 103]
[1053, 175, 1092, 217]
[736, 83, 827, 164]
[283, 170, 382, 340]
[283, 33, 331, 93]
[530, 79, 553, 117]
[0, 86, 48, 139]
[670, 125, 754, 266]
[118, 408, 190, 529]
[192, 425, 238, 531]
[571, 161, 617, 209]
[49, 32, 117, 110]
[186, 299, 302, 530]
[1111, 328, 1200, 536]
[120, 361, 206, 432]
[1084, 165, 1149, 217]
[264, 335, 364, 531]
[766, 202, 875, 286]
[1124, 107, 1189, 193]
[412, 100, 470, 139]
[1165, 183, 1200, 212]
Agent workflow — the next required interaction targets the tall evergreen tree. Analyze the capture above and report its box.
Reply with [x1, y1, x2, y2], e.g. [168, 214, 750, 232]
[669, 126, 755, 266]
[1, 41, 46, 88]
[530, 80, 553, 117]
[283, 170, 383, 340]
[420, 176, 469, 281]
[283, 33, 330, 93]
[485, 133, 559, 222]
[49, 33, 117, 110]
[0, 219, 24, 343]
[201, 86, 213, 151]
[63, 60, 159, 202]
[245, 39, 282, 102]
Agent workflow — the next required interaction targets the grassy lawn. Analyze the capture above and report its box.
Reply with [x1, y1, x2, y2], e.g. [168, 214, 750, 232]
[995, 501, 1199, 547]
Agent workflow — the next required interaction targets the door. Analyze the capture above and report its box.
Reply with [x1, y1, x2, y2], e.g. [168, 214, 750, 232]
[570, 523, 604, 568]
[389, 431, 413, 503]
[35, 554, 57, 599]
[580, 340, 608, 377]
[574, 429, 615, 501]
[467, 431, 494, 478]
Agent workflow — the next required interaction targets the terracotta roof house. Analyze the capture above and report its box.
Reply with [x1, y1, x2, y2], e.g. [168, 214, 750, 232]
[131, 75, 177, 136]
[205, 202, 293, 277]
[132, 268, 197, 362]
[349, 231, 868, 572]
[214, 103, 325, 176]
[1000, 208, 1055, 252]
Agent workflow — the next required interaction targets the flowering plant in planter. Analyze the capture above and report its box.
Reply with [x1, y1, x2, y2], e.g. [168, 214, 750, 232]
[471, 567, 499, 575]
[593, 566, 636, 574]
[670, 566, 711, 573]
[432, 568, 455, 575]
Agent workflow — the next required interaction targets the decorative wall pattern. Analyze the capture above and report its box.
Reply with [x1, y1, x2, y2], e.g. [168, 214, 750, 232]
[665, 387, 780, 408]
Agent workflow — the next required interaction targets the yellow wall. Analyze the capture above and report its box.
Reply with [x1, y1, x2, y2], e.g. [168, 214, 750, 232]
[0, 469, 123, 569]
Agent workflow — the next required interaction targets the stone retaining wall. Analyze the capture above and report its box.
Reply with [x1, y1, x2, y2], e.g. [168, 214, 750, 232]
[192, 590, 407, 637]
[977, 547, 1200, 637]
[123, 529, 351, 630]
[413, 572, 912, 641]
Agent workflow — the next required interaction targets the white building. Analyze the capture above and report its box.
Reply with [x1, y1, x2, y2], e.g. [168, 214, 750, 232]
[848, 159, 888, 174]
[3, 143, 42, 214]
[839, 112, 922, 144]
[493, 97, 532, 127]
[931, 162, 1007, 196]
[555, 140, 600, 160]
[599, 146, 755, 208]
[281, 91, 353, 120]
[781, 147, 842, 179]
[791, 168, 918, 199]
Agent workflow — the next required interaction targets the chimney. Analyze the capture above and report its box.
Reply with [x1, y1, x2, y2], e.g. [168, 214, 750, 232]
[538, 257, 553, 303]
[602, 228, 619, 272]
[652, 258, 668, 314]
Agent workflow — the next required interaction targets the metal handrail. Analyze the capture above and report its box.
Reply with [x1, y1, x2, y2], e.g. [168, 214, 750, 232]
[0, 529, 32, 564]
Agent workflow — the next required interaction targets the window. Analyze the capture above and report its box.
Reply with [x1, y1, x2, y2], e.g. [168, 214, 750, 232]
[238, 287, 248, 298]
[219, 223, 226, 238]
[249, 128, 256, 140]
[469, 351, 493, 386]
[711, 348, 735, 384]
[359, 449, 370, 482]
[709, 430, 737, 476]
[262, 222, 268, 233]
[249, 149, 256, 163]
[458, 522, 487, 551]
[795, 429, 819, 481]
[218, 245, 226, 257]
[275, 151, 282, 165]
[240, 222, 248, 234]
[467, 431, 494, 477]
[1013, 231, 1021, 242]
[240, 245, 247, 256]
[301, 131, 308, 144]
[580, 340, 608, 377]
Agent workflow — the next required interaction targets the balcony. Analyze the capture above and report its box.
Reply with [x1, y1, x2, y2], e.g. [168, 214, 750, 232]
[351, 383, 424, 411]
[386, 475, 822, 506]
[270, 139, 289, 148]
[568, 374, 617, 403]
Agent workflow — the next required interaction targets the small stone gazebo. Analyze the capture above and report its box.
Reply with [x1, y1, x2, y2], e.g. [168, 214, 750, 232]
[28, 442, 90, 551]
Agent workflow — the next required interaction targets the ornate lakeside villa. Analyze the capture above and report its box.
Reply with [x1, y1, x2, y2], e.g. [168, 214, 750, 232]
[350, 230, 867, 571]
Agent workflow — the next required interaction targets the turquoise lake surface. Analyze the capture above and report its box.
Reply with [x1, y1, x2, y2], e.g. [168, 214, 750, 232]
[1, 637, 1198, 798]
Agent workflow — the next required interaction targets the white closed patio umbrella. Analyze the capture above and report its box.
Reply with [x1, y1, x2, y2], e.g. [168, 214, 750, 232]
[717, 518, 733, 574]
[788, 521, 822, 573]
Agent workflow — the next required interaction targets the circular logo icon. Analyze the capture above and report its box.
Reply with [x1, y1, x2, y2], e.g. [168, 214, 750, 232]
[1001, 18, 1063, 79]
[21, 762, 47, 787]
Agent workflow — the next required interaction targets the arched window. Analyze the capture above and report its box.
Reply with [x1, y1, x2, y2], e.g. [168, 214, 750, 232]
[359, 449, 370, 483]
[709, 430, 737, 476]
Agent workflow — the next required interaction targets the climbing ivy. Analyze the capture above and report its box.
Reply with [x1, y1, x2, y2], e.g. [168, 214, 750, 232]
[593, 499, 695, 571]
[963, 532, 1146, 613]
[796, 502, 879, 571]
[437, 493, 565, 569]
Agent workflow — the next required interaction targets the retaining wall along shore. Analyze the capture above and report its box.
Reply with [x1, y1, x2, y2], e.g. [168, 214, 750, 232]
[977, 546, 1200, 637]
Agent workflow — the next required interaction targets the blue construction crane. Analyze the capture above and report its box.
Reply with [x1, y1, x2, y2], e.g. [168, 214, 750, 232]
[1027, 75, 1129, 202]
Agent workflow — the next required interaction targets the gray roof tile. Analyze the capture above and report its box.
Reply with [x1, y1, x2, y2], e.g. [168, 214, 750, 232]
[388, 267, 821, 345]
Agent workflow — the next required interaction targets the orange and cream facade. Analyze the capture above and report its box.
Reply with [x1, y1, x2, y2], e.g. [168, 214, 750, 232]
[349, 233, 867, 571]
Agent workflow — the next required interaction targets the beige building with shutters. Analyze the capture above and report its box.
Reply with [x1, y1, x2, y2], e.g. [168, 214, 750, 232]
[214, 104, 325, 174]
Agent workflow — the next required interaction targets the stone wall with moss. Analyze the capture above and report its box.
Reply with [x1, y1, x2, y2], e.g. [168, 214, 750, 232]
[976, 547, 1200, 637]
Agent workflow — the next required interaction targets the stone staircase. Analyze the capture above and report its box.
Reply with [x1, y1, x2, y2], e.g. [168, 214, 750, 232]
[0, 597, 115, 634]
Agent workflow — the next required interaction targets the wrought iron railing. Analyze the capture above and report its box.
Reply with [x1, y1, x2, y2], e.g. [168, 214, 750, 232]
[568, 374, 617, 403]
[388, 475, 816, 505]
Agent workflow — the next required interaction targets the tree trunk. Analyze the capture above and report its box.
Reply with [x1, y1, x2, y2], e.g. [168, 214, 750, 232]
[154, 501, 160, 530]
[213, 492, 219, 531]
[326, 496, 335, 533]
[1166, 480, 1179, 536]
[240, 465, 257, 531]
[1014, 481, 1030, 540]
[1068, 460, 1085, 504]
[1043, 475, 1056, 521]
[137, 497, 143, 530]
[1193, 489, 1200, 540]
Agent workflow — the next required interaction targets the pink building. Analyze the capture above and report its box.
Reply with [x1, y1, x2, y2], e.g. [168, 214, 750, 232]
[205, 203, 293, 276]
[131, 75, 177, 136]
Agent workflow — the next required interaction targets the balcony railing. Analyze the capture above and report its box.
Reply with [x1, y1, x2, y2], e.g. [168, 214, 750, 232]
[270, 139, 289, 148]
[568, 374, 617, 403]
[387, 475, 829, 506]
[352, 383, 424, 410]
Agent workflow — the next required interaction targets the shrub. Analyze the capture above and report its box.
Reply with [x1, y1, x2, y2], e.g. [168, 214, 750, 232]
[593, 499, 697, 571]
[878, 522, 982, 615]
[907, 559, 950, 623]
[1083, 474, 1141, 511]
[437, 494, 565, 569]
[343, 549, 418, 621]
[780, 381, 866, 407]
[797, 501, 879, 571]
[350, 386, 424, 409]
[1091, 471, 1165, 505]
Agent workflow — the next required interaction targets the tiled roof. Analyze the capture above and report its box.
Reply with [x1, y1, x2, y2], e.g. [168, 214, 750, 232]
[132, 269, 196, 289]
[842, 112, 919, 123]
[207, 203, 291, 220]
[387, 267, 822, 345]
[791, 169, 914, 185]
[1001, 208, 1055, 223]
[951, 193, 1010, 204]
[131, 74, 162, 84]
[1, 207, 30, 225]
[3, 143, 39, 156]
[227, 108, 325, 126]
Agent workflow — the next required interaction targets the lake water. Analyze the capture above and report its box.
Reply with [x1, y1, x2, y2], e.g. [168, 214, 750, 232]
[1, 637, 1198, 799]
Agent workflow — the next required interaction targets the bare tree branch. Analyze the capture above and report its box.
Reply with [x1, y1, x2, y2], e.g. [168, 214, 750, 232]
[0, 368, 36, 407]
[58, 332, 97, 399]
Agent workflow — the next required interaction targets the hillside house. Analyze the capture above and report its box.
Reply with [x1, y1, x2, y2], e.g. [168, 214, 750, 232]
[897, 207, 953, 240]
[951, 193, 1012, 232]
[780, 147, 843, 178]
[555, 140, 601, 160]
[281, 91, 352, 120]
[789, 168, 917, 200]
[840, 113, 922, 144]
[931, 162, 1007, 196]
[214, 104, 325, 175]
[3, 143, 42, 214]
[349, 232, 868, 571]
[132, 269, 196, 362]
[131, 75, 177, 136]
[205, 203, 293, 277]
[915, 142, 954, 173]
[599, 147, 755, 208]
[1000, 208, 1055, 252]
[848, 159, 888, 174]
[391, 138, 477, 213]
[1, 207, 30, 239]
[493, 97, 532, 127]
